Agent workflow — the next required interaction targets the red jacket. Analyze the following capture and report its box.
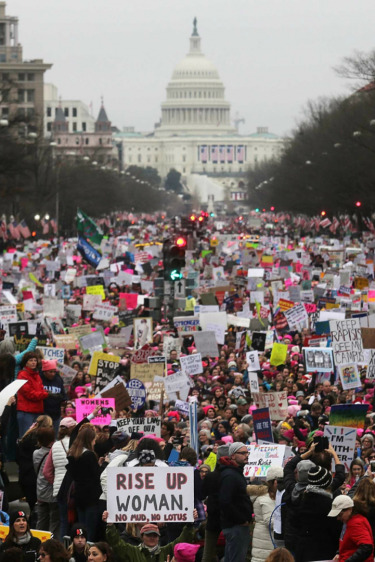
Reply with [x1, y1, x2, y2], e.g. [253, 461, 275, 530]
[339, 514, 373, 562]
[17, 367, 49, 414]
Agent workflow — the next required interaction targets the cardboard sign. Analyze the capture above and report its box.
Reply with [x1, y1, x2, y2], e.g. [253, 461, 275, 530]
[253, 391, 288, 420]
[37, 346, 65, 363]
[107, 466, 194, 523]
[252, 408, 273, 443]
[174, 316, 200, 336]
[76, 398, 116, 425]
[244, 443, 285, 478]
[117, 416, 161, 437]
[179, 353, 203, 376]
[367, 349, 375, 379]
[163, 371, 191, 400]
[130, 363, 164, 383]
[147, 380, 164, 402]
[193, 331, 219, 357]
[246, 350, 260, 372]
[270, 343, 288, 366]
[361, 328, 375, 350]
[57, 363, 77, 386]
[248, 372, 260, 394]
[303, 347, 334, 373]
[43, 298, 64, 318]
[101, 381, 131, 412]
[53, 334, 77, 350]
[330, 318, 364, 365]
[86, 285, 105, 299]
[252, 332, 267, 351]
[324, 425, 356, 472]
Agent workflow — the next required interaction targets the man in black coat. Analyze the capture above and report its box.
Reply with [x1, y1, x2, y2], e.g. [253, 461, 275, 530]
[219, 442, 253, 562]
[40, 359, 67, 436]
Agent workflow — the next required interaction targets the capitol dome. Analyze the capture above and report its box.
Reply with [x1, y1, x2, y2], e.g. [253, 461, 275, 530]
[155, 19, 236, 137]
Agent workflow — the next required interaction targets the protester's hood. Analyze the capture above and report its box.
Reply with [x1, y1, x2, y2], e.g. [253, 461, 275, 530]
[0, 338, 16, 354]
[219, 456, 239, 468]
[297, 460, 315, 483]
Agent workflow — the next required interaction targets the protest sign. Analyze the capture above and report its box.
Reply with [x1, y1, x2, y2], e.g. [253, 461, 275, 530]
[248, 372, 260, 393]
[53, 334, 77, 350]
[173, 316, 200, 336]
[131, 344, 159, 364]
[148, 356, 166, 365]
[0, 305, 17, 323]
[130, 363, 164, 384]
[163, 371, 191, 401]
[189, 400, 199, 455]
[107, 466, 194, 523]
[0, 380, 26, 416]
[83, 294, 102, 311]
[338, 363, 361, 390]
[367, 349, 375, 379]
[226, 314, 250, 328]
[205, 322, 225, 345]
[88, 352, 121, 393]
[253, 391, 288, 420]
[147, 380, 164, 401]
[86, 285, 105, 299]
[246, 350, 260, 371]
[270, 343, 288, 366]
[361, 328, 375, 350]
[324, 425, 356, 472]
[7, 321, 28, 337]
[329, 404, 368, 429]
[78, 328, 106, 354]
[125, 379, 147, 410]
[175, 399, 190, 416]
[76, 398, 115, 425]
[37, 346, 65, 363]
[179, 353, 203, 376]
[93, 303, 118, 321]
[244, 443, 285, 478]
[251, 332, 267, 351]
[283, 303, 308, 329]
[43, 298, 64, 318]
[117, 416, 161, 436]
[163, 336, 182, 359]
[193, 331, 219, 357]
[303, 347, 334, 372]
[57, 363, 77, 386]
[330, 318, 364, 365]
[107, 333, 131, 348]
[252, 408, 273, 443]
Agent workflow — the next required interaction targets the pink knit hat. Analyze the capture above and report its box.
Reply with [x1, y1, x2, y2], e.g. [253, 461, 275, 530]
[174, 543, 200, 562]
[41, 360, 57, 371]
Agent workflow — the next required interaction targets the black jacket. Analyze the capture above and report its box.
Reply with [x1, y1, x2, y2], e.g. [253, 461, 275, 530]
[41, 372, 67, 419]
[0, 534, 41, 562]
[293, 488, 341, 562]
[201, 468, 222, 532]
[66, 450, 102, 508]
[218, 457, 253, 529]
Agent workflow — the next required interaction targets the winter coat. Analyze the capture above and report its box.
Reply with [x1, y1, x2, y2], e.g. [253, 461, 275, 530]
[41, 372, 67, 419]
[66, 449, 102, 508]
[249, 485, 275, 562]
[33, 445, 54, 502]
[100, 450, 131, 500]
[106, 522, 195, 562]
[17, 367, 48, 413]
[43, 436, 70, 497]
[0, 533, 41, 561]
[339, 514, 373, 562]
[201, 468, 222, 532]
[16, 432, 38, 489]
[294, 486, 342, 562]
[219, 456, 253, 529]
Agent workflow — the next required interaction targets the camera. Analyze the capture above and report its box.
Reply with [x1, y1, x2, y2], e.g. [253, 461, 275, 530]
[100, 407, 113, 416]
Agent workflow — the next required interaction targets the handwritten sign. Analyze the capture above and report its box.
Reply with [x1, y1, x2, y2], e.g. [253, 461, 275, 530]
[130, 363, 164, 384]
[76, 398, 116, 425]
[244, 443, 285, 478]
[117, 416, 161, 437]
[324, 425, 356, 472]
[329, 318, 364, 365]
[179, 353, 203, 376]
[253, 391, 288, 420]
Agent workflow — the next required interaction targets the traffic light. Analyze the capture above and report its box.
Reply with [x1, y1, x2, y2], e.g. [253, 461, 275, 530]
[163, 236, 187, 280]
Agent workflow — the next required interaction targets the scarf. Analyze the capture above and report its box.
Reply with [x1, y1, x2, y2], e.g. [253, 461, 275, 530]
[304, 485, 332, 498]
[16, 532, 32, 545]
[139, 543, 160, 555]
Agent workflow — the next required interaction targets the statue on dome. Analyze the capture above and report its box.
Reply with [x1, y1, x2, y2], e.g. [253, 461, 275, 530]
[192, 17, 198, 36]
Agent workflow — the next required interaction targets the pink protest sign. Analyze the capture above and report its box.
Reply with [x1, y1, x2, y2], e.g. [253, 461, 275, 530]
[76, 398, 116, 425]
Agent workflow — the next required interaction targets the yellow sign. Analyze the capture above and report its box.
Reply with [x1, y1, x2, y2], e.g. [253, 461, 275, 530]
[88, 351, 121, 377]
[86, 285, 105, 300]
[270, 343, 288, 366]
[16, 303, 25, 313]
[0, 525, 52, 542]
[210, 237, 219, 247]
[130, 362, 164, 383]
[28, 273, 43, 287]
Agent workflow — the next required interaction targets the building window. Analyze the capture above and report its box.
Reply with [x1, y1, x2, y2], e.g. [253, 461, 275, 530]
[64, 107, 69, 117]
[75, 137, 80, 145]
[99, 138, 102, 145]
[2, 73, 9, 81]
[2, 89, 9, 102]
[26, 89, 34, 103]
[137, 154, 141, 163]
[72, 107, 77, 117]
[0, 55, 5, 62]
[26, 108, 35, 118]
[147, 156, 151, 163]
[17, 89, 24, 103]
[128, 155, 132, 163]
[46, 107, 52, 117]
[27, 73, 34, 81]
[183, 167, 186, 173]
[46, 122, 52, 132]
[82, 122, 86, 131]
[18, 73, 25, 81]
[182, 155, 186, 162]
[2, 107, 9, 116]
[85, 138, 89, 145]
[72, 122, 77, 132]
[57, 138, 61, 145]
[155, 156, 158, 163]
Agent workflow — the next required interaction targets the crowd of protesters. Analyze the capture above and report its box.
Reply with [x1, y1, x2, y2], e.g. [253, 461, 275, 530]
[0, 210, 373, 562]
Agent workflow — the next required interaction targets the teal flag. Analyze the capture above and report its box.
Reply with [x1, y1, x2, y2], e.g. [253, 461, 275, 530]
[76, 208, 103, 245]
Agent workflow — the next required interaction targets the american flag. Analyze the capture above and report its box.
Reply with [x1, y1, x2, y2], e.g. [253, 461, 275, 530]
[320, 218, 331, 228]
[219, 145, 226, 163]
[8, 221, 20, 240]
[236, 145, 245, 163]
[50, 219, 57, 234]
[0, 221, 7, 240]
[200, 145, 208, 163]
[41, 218, 49, 235]
[19, 220, 31, 238]
[227, 145, 234, 163]
[211, 145, 218, 163]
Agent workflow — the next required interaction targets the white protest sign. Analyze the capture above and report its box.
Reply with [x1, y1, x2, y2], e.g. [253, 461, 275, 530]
[226, 314, 250, 328]
[248, 372, 260, 393]
[93, 304, 118, 321]
[163, 336, 182, 359]
[117, 416, 161, 437]
[329, 318, 364, 365]
[107, 466, 194, 523]
[0, 305, 17, 323]
[324, 425, 356, 472]
[246, 351, 260, 371]
[175, 399, 190, 415]
[163, 371, 191, 401]
[283, 303, 308, 330]
[248, 268, 265, 278]
[244, 443, 285, 478]
[338, 363, 361, 390]
[253, 391, 288, 420]
[37, 346, 65, 363]
[174, 316, 200, 336]
[43, 298, 64, 318]
[193, 331, 219, 357]
[179, 353, 203, 376]
[44, 284, 56, 297]
[0, 380, 27, 416]
[57, 363, 77, 385]
[83, 294, 102, 311]
[205, 322, 225, 345]
[367, 349, 375, 379]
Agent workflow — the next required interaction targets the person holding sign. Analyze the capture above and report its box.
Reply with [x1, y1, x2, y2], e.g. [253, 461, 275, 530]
[102, 511, 196, 562]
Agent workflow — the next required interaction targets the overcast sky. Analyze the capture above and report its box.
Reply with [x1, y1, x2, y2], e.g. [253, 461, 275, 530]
[10, 0, 375, 136]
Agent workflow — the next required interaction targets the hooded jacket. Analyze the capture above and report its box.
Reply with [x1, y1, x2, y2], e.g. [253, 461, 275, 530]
[17, 367, 48, 413]
[218, 456, 253, 529]
[248, 484, 276, 562]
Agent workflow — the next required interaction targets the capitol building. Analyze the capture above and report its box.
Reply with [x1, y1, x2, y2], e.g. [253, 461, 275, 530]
[115, 20, 284, 202]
